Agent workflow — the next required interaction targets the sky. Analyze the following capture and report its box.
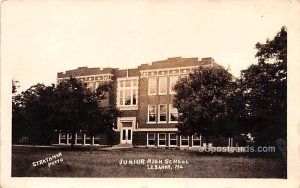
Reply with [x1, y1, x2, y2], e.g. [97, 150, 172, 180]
[1, 0, 296, 92]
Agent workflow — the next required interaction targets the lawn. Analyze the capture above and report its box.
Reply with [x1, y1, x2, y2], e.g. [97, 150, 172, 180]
[11, 146, 286, 178]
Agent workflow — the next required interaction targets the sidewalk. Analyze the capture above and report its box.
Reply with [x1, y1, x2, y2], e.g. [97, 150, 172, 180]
[100, 144, 133, 150]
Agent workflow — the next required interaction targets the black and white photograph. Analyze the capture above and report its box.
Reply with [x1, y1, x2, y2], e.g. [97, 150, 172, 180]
[1, 0, 299, 188]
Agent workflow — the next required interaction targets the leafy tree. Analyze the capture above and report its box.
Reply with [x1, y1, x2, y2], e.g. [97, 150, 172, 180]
[12, 80, 27, 144]
[240, 26, 287, 144]
[12, 77, 120, 147]
[12, 83, 55, 144]
[255, 27, 287, 64]
[12, 80, 19, 94]
[173, 67, 242, 139]
[53, 77, 120, 147]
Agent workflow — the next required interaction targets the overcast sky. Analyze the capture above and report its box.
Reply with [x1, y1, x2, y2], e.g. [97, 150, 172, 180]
[1, 0, 295, 92]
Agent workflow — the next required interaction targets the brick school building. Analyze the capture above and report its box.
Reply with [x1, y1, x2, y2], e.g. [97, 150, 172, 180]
[54, 57, 242, 148]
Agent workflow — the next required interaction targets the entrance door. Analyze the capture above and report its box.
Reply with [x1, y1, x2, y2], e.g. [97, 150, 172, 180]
[121, 128, 132, 144]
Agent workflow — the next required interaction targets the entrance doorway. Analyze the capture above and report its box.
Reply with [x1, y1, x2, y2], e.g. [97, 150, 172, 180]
[120, 128, 132, 144]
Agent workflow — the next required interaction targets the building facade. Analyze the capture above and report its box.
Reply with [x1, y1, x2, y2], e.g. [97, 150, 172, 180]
[55, 57, 241, 148]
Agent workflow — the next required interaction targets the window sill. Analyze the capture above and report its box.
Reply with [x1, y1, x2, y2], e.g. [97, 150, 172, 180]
[157, 121, 167, 124]
[192, 145, 201, 147]
[117, 105, 138, 110]
[146, 122, 157, 124]
[168, 121, 178, 123]
[180, 145, 189, 147]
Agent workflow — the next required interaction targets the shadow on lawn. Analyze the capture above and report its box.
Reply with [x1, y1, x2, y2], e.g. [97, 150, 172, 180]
[13, 145, 286, 160]
[12, 145, 287, 178]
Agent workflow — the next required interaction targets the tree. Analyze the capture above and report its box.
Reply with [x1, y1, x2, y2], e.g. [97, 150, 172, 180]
[12, 83, 56, 144]
[173, 67, 242, 138]
[12, 77, 120, 147]
[12, 80, 19, 94]
[240, 26, 287, 144]
[53, 77, 120, 147]
[12, 80, 27, 144]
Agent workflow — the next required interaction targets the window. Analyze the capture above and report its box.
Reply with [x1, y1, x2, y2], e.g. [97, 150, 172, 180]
[192, 133, 201, 147]
[86, 82, 94, 91]
[93, 135, 100, 145]
[85, 134, 92, 145]
[159, 77, 167, 95]
[118, 79, 138, 106]
[148, 105, 156, 123]
[132, 89, 137, 105]
[159, 105, 167, 122]
[76, 133, 83, 144]
[124, 89, 131, 105]
[169, 104, 178, 122]
[180, 135, 189, 147]
[95, 81, 100, 90]
[124, 80, 131, 87]
[158, 133, 166, 146]
[169, 75, 178, 94]
[147, 133, 155, 146]
[169, 133, 177, 147]
[133, 80, 137, 86]
[59, 133, 66, 144]
[148, 77, 157, 95]
[67, 133, 72, 144]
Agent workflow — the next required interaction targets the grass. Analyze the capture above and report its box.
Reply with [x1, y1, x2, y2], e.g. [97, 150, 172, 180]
[12, 146, 286, 178]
